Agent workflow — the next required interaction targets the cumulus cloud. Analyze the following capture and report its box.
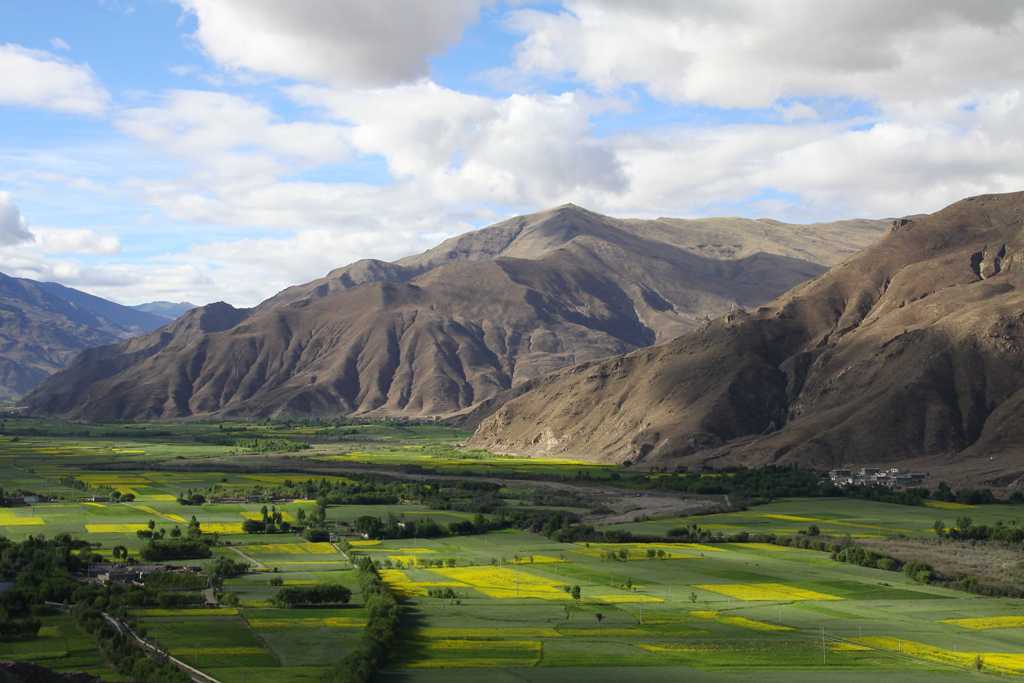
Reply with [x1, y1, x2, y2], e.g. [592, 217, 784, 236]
[0, 43, 109, 114]
[179, 0, 484, 86]
[289, 81, 627, 206]
[0, 193, 34, 246]
[49, 37, 70, 51]
[510, 1, 1024, 109]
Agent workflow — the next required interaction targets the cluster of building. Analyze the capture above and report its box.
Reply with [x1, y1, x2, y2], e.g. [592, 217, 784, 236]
[828, 466, 927, 489]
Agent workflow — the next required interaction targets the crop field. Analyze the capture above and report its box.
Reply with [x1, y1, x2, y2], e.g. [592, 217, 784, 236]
[606, 497, 1024, 539]
[5, 420, 1024, 680]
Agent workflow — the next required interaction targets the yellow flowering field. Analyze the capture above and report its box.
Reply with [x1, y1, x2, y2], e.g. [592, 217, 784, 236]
[379, 569, 464, 597]
[244, 542, 337, 555]
[942, 616, 1024, 630]
[201, 522, 244, 534]
[0, 510, 44, 526]
[396, 547, 435, 554]
[388, 555, 424, 566]
[82, 502, 106, 508]
[348, 539, 381, 547]
[689, 610, 793, 632]
[760, 513, 819, 522]
[85, 523, 149, 533]
[240, 510, 296, 523]
[130, 504, 186, 523]
[433, 566, 569, 600]
[855, 637, 1024, 674]
[696, 583, 841, 601]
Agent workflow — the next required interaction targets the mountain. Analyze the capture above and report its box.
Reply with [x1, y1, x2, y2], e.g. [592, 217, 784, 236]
[131, 301, 197, 320]
[0, 273, 168, 400]
[25, 205, 887, 420]
[469, 192, 1024, 487]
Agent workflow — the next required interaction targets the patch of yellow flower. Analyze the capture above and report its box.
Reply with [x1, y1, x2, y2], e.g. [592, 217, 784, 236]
[130, 504, 186, 524]
[397, 547, 436, 554]
[201, 522, 244, 534]
[433, 566, 569, 600]
[248, 617, 366, 629]
[760, 513, 819, 522]
[388, 555, 423, 566]
[85, 523, 149, 533]
[244, 542, 336, 555]
[735, 543, 793, 552]
[378, 569, 463, 597]
[696, 583, 841, 601]
[855, 637, 1024, 675]
[240, 510, 296, 523]
[139, 494, 177, 502]
[349, 539, 381, 547]
[689, 610, 793, 632]
[942, 616, 1024, 631]
[0, 510, 44, 526]
[82, 502, 106, 508]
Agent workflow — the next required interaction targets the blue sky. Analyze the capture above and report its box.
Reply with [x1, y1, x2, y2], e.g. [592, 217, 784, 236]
[1, 1, 1022, 306]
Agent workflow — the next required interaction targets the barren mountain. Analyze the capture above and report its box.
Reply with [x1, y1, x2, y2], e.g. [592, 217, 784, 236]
[25, 205, 886, 420]
[0, 273, 167, 401]
[131, 301, 197, 320]
[470, 193, 1024, 487]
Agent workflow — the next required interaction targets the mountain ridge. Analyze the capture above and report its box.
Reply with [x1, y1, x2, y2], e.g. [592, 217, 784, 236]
[24, 205, 888, 420]
[468, 192, 1024, 487]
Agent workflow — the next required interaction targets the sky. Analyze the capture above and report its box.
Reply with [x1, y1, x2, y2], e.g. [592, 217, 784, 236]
[2, 1, 1024, 307]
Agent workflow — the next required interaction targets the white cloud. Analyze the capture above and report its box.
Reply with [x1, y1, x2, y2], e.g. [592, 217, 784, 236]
[179, 0, 484, 86]
[289, 81, 627, 206]
[31, 228, 121, 255]
[0, 43, 109, 114]
[0, 192, 34, 246]
[116, 90, 352, 182]
[50, 37, 70, 51]
[510, 1, 1024, 109]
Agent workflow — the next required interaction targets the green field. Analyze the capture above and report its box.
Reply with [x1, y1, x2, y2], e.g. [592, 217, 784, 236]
[605, 497, 1024, 539]
[3, 419, 1024, 680]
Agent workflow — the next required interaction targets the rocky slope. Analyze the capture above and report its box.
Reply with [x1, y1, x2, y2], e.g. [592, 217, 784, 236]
[26, 205, 886, 420]
[469, 193, 1024, 487]
[0, 273, 167, 400]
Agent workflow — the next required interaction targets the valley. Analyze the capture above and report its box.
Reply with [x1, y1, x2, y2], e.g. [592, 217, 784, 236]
[3, 420, 1024, 681]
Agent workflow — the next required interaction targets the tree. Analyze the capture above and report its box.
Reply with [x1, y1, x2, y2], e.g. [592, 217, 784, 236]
[595, 613, 604, 623]
[571, 585, 581, 601]
[932, 519, 946, 537]
[147, 519, 156, 531]
[170, 526, 182, 538]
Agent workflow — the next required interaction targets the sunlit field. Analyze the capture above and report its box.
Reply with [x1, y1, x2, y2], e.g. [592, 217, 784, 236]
[3, 419, 1024, 680]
